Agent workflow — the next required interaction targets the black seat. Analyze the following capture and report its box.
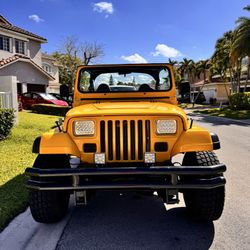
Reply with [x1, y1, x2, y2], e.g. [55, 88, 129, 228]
[138, 84, 153, 92]
[96, 84, 111, 93]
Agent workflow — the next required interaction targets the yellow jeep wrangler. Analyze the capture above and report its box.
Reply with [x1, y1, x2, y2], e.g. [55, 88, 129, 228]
[25, 63, 226, 223]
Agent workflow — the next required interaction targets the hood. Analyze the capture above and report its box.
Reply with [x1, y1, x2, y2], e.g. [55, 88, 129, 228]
[66, 101, 187, 123]
[51, 99, 68, 106]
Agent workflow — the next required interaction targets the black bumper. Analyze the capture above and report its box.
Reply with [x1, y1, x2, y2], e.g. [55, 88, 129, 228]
[25, 164, 226, 191]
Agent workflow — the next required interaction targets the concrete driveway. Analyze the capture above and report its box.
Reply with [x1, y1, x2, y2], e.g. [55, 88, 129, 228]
[1, 113, 250, 250]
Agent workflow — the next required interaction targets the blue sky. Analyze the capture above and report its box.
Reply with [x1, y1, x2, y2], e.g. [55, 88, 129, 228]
[1, 0, 249, 63]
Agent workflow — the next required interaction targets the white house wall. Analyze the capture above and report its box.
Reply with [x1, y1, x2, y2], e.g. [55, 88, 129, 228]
[29, 40, 42, 66]
[0, 61, 49, 85]
[0, 28, 29, 57]
[203, 88, 216, 103]
[0, 75, 18, 123]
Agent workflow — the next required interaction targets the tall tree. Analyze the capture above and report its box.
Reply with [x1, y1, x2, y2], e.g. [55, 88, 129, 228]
[109, 75, 114, 85]
[193, 59, 211, 105]
[179, 58, 195, 101]
[232, 5, 250, 59]
[53, 36, 104, 91]
[179, 58, 194, 82]
[212, 31, 242, 93]
[81, 42, 104, 65]
[232, 5, 250, 91]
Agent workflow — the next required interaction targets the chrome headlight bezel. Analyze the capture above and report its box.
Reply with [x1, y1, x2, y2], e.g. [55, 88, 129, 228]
[155, 119, 177, 135]
[73, 120, 95, 136]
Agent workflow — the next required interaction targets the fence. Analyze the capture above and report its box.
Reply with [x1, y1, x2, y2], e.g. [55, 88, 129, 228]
[0, 92, 13, 109]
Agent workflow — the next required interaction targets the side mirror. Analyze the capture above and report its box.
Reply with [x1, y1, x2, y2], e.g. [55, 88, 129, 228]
[60, 84, 69, 98]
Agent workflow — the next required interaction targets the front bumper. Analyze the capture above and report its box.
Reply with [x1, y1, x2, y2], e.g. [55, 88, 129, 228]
[25, 164, 226, 191]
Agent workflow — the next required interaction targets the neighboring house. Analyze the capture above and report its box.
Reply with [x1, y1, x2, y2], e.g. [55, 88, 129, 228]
[42, 52, 60, 93]
[191, 80, 231, 104]
[191, 67, 250, 104]
[0, 15, 60, 95]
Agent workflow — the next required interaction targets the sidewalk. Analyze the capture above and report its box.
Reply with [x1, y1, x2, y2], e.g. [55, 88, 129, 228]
[0, 198, 74, 250]
[185, 109, 250, 126]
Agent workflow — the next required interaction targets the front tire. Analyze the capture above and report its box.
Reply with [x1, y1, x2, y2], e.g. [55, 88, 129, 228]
[183, 151, 225, 222]
[29, 154, 70, 223]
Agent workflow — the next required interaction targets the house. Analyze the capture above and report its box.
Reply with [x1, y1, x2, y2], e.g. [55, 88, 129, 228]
[191, 66, 250, 104]
[41, 52, 60, 93]
[191, 80, 231, 104]
[0, 15, 60, 95]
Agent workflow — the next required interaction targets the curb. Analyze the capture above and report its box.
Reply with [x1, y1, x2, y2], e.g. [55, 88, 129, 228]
[185, 111, 250, 126]
[0, 197, 74, 250]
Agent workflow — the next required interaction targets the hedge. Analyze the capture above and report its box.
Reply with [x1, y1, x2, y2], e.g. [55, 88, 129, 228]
[0, 109, 15, 140]
[31, 104, 71, 116]
[229, 92, 250, 110]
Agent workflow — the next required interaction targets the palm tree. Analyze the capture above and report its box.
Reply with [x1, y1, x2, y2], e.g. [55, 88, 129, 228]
[212, 30, 241, 93]
[179, 58, 195, 100]
[192, 60, 211, 105]
[232, 5, 250, 59]
[168, 59, 181, 84]
[179, 58, 194, 81]
[168, 58, 178, 66]
[232, 5, 250, 91]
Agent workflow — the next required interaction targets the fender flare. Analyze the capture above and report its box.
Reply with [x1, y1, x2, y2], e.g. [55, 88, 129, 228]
[32, 132, 81, 157]
[171, 127, 220, 156]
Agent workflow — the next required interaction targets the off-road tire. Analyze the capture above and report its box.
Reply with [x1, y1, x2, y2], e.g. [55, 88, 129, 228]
[29, 154, 70, 223]
[183, 151, 225, 222]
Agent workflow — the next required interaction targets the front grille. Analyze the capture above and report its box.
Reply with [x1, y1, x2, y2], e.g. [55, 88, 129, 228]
[100, 119, 151, 161]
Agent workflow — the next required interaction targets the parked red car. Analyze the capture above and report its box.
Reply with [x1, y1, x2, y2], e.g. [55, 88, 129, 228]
[21, 92, 68, 109]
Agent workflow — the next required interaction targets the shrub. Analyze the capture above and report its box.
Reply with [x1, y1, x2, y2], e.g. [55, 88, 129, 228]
[229, 92, 250, 110]
[0, 109, 15, 140]
[209, 97, 217, 105]
[31, 104, 71, 116]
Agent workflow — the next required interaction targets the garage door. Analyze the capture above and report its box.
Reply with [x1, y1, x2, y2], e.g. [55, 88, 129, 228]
[27, 84, 46, 93]
[203, 89, 215, 103]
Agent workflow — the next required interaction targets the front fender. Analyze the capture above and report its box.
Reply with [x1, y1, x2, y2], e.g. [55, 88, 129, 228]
[33, 132, 81, 157]
[171, 126, 217, 156]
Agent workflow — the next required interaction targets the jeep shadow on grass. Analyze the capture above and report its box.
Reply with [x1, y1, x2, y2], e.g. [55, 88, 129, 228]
[25, 63, 226, 223]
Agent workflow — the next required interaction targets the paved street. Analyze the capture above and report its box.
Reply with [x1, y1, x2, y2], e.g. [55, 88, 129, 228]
[57, 114, 250, 250]
[1, 113, 250, 250]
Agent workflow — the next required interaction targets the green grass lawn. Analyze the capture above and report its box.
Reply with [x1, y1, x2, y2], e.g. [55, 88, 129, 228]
[193, 108, 250, 120]
[0, 112, 59, 231]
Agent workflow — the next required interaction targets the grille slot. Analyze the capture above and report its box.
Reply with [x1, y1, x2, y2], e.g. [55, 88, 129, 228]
[130, 120, 135, 160]
[115, 121, 121, 160]
[100, 121, 105, 152]
[100, 119, 150, 161]
[138, 120, 143, 160]
[123, 121, 128, 160]
[108, 121, 113, 160]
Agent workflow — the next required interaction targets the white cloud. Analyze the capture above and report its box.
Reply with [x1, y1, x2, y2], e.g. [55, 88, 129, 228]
[93, 2, 114, 17]
[28, 14, 44, 23]
[152, 44, 181, 58]
[121, 53, 147, 63]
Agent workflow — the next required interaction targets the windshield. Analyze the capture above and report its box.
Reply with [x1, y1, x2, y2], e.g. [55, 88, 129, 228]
[40, 93, 57, 100]
[78, 66, 171, 93]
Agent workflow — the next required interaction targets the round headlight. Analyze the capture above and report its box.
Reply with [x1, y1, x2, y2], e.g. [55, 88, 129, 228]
[156, 120, 177, 134]
[74, 120, 95, 136]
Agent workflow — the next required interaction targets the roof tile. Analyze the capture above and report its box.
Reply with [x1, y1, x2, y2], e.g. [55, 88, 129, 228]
[0, 15, 46, 42]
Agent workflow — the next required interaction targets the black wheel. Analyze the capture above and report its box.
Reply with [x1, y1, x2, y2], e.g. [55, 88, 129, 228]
[182, 151, 225, 222]
[29, 154, 70, 223]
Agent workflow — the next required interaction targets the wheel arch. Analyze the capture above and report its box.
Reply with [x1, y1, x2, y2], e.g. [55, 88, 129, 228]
[171, 126, 220, 156]
[32, 132, 81, 157]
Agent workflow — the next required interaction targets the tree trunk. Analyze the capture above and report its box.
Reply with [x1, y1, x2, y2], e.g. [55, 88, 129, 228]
[193, 70, 206, 107]
[222, 72, 231, 106]
[243, 62, 250, 92]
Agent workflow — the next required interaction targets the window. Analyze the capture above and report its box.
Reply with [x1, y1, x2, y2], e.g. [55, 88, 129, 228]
[0, 35, 11, 52]
[42, 63, 52, 74]
[23, 93, 32, 98]
[78, 66, 172, 93]
[15, 39, 25, 54]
